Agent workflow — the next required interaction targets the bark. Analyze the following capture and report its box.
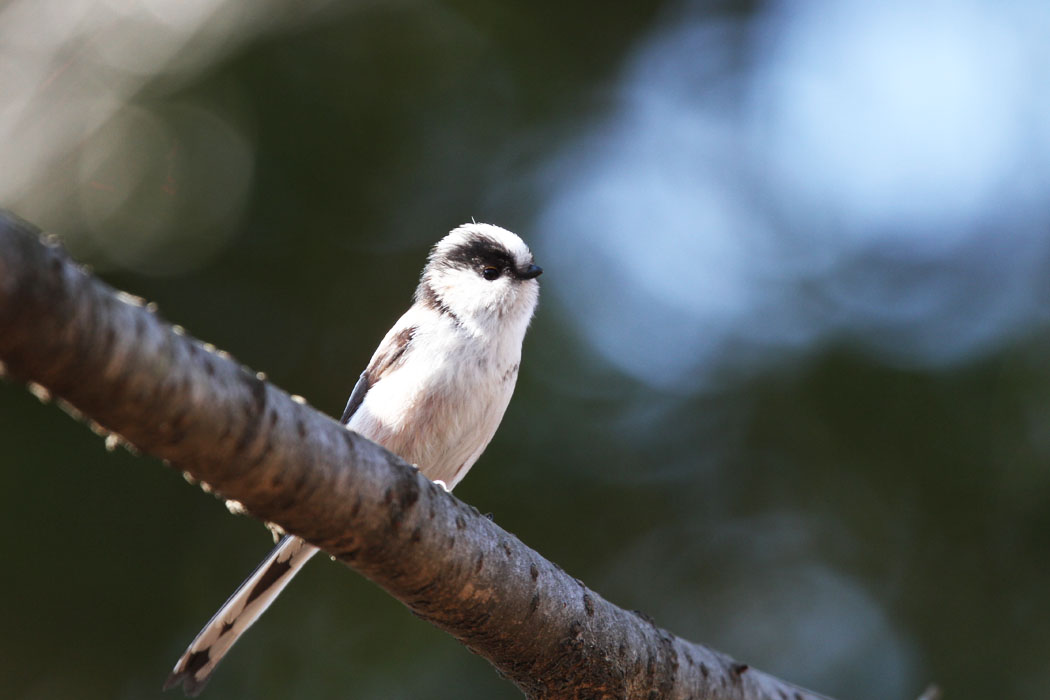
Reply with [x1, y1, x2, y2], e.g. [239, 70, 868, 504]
[0, 209, 836, 700]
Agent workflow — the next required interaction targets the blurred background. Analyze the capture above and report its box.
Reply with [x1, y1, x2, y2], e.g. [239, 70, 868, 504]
[2, 0, 1050, 698]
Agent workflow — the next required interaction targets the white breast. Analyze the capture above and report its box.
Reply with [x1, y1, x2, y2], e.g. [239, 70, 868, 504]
[346, 313, 522, 488]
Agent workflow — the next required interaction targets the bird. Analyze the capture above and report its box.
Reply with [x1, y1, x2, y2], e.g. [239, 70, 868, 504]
[165, 223, 542, 695]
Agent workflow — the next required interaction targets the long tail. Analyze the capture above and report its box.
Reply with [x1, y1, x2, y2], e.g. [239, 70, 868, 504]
[165, 535, 319, 696]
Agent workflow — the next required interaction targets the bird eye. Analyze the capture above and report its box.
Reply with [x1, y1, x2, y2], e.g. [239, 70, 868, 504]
[482, 267, 501, 281]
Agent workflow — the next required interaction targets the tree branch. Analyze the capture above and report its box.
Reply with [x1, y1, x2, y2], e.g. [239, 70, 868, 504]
[0, 209, 836, 700]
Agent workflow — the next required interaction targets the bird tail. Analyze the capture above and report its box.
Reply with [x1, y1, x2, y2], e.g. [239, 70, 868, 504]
[164, 535, 319, 696]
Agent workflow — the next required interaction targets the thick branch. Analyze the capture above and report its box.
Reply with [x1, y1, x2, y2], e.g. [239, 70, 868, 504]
[0, 210, 833, 700]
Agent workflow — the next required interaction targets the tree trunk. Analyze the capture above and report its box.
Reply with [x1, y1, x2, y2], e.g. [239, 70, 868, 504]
[0, 209, 837, 700]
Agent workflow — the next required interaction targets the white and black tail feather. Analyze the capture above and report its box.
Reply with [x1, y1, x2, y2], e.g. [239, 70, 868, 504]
[165, 536, 318, 696]
[166, 362, 371, 697]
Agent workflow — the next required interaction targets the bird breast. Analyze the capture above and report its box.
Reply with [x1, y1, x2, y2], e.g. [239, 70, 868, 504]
[347, 335, 520, 486]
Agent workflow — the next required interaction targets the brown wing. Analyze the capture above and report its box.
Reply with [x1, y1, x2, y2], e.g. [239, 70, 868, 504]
[340, 325, 416, 424]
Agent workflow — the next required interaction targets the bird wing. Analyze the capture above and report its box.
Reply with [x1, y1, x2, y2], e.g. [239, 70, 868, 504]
[340, 320, 416, 424]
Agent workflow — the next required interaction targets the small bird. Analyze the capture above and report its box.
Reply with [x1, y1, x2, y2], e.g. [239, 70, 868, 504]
[165, 223, 542, 695]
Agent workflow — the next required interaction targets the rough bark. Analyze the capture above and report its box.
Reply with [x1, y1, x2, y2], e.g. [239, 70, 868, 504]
[0, 209, 835, 700]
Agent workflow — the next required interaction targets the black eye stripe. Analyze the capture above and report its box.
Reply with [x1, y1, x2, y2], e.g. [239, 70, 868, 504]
[434, 231, 540, 283]
[441, 234, 517, 271]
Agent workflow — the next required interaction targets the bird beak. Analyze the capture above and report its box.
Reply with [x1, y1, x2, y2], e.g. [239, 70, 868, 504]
[520, 264, 543, 280]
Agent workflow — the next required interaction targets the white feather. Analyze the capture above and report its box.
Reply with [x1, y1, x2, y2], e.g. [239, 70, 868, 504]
[166, 223, 540, 694]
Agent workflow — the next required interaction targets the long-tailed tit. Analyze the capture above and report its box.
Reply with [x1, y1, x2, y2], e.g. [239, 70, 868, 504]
[165, 223, 542, 695]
